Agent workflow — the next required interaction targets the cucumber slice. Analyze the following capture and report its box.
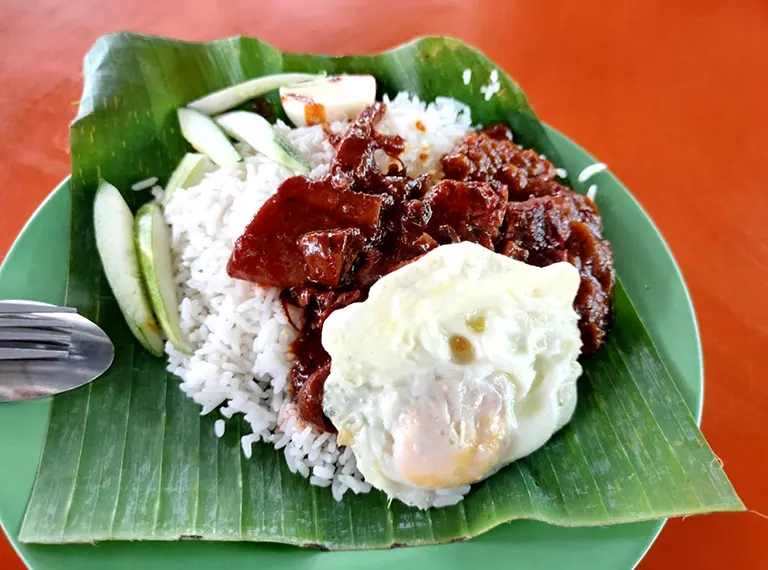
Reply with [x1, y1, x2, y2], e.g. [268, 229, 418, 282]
[177, 108, 241, 167]
[187, 73, 323, 116]
[215, 111, 310, 173]
[135, 203, 189, 354]
[93, 181, 165, 356]
[163, 153, 207, 205]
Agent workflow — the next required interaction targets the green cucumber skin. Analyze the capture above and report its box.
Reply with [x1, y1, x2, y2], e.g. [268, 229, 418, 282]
[93, 181, 165, 357]
[163, 153, 207, 206]
[177, 108, 242, 167]
[135, 202, 190, 354]
[187, 72, 323, 116]
[215, 111, 310, 174]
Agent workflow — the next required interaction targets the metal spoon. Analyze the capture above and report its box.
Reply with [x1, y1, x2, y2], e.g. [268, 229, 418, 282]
[0, 301, 114, 402]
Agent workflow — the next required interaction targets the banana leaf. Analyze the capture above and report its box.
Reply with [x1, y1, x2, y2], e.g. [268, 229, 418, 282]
[18, 33, 742, 548]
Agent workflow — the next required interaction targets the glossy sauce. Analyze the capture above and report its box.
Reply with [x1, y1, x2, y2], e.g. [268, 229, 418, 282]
[227, 106, 615, 431]
[227, 178, 382, 288]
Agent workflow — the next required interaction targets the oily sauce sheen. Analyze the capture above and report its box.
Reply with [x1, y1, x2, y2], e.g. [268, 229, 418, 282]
[227, 103, 615, 432]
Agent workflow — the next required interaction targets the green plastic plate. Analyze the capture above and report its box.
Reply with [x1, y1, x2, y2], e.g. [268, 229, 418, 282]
[0, 125, 702, 570]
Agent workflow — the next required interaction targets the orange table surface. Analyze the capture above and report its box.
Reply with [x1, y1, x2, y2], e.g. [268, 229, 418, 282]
[1, 1, 766, 568]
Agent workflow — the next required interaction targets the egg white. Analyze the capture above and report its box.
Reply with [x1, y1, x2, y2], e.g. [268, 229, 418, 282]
[322, 242, 583, 509]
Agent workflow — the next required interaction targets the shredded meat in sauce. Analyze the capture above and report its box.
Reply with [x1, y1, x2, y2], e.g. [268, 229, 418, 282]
[441, 124, 559, 200]
[227, 105, 615, 432]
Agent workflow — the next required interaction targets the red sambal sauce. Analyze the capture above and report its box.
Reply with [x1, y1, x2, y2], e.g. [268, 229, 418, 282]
[227, 103, 615, 432]
[280, 93, 328, 126]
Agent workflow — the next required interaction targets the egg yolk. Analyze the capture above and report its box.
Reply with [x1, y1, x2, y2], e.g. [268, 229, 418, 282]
[391, 387, 508, 489]
[466, 313, 486, 332]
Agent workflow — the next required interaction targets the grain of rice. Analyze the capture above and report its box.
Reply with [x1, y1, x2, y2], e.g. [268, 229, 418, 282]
[132, 176, 159, 191]
[587, 184, 598, 201]
[273, 432, 291, 450]
[200, 397, 226, 415]
[294, 425, 312, 447]
[331, 479, 348, 502]
[241, 434, 257, 458]
[341, 457, 358, 475]
[342, 474, 367, 494]
[214, 419, 225, 437]
[151, 186, 164, 202]
[480, 69, 501, 101]
[577, 162, 607, 183]
[313, 465, 335, 479]
[462, 69, 472, 85]
[296, 460, 310, 478]
[310, 475, 332, 487]
[311, 431, 331, 449]
[288, 443, 306, 457]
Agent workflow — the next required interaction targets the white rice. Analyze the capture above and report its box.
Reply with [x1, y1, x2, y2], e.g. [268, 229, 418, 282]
[379, 92, 472, 176]
[462, 69, 472, 85]
[162, 94, 473, 508]
[577, 163, 606, 202]
[577, 162, 607, 183]
[131, 176, 159, 191]
[480, 69, 501, 101]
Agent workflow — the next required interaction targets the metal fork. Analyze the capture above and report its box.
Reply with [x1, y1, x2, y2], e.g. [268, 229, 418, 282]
[0, 301, 75, 361]
[0, 300, 115, 402]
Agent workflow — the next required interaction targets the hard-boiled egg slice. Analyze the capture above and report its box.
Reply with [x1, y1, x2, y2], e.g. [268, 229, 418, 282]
[279, 75, 377, 127]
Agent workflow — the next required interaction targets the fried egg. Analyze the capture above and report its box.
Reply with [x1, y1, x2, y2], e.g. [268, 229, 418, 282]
[321, 242, 583, 509]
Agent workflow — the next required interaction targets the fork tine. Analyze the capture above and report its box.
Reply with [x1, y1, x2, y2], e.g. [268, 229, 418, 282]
[0, 339, 71, 350]
[0, 303, 77, 362]
[0, 329, 71, 344]
[0, 301, 77, 314]
[0, 316, 75, 329]
[0, 347, 70, 360]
